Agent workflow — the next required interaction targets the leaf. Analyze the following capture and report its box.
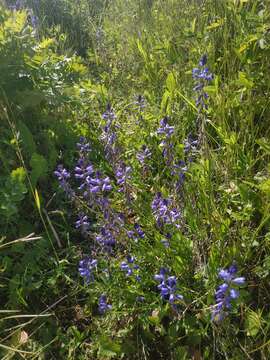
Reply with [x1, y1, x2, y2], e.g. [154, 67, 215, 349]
[11, 167, 26, 182]
[98, 336, 121, 358]
[30, 153, 48, 187]
[166, 72, 176, 92]
[245, 309, 262, 337]
[258, 179, 270, 195]
[256, 138, 270, 154]
[235, 72, 254, 89]
[17, 121, 36, 156]
[206, 19, 224, 31]
[34, 188, 40, 211]
[161, 90, 170, 112]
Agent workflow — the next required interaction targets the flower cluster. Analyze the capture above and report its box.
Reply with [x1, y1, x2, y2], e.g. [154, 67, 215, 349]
[137, 145, 151, 165]
[85, 171, 113, 194]
[171, 160, 188, 189]
[101, 104, 119, 161]
[54, 59, 247, 323]
[120, 255, 140, 280]
[157, 116, 175, 165]
[98, 295, 112, 314]
[78, 258, 97, 284]
[115, 162, 132, 193]
[127, 223, 145, 242]
[183, 135, 199, 156]
[192, 54, 213, 111]
[54, 165, 74, 198]
[75, 213, 90, 232]
[151, 193, 181, 229]
[154, 268, 183, 307]
[96, 226, 116, 252]
[211, 263, 245, 322]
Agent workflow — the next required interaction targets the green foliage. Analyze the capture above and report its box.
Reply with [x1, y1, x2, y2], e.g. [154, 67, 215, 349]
[1, 0, 270, 359]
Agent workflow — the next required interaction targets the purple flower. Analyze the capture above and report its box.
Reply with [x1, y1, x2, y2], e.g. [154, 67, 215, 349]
[157, 117, 175, 166]
[192, 55, 213, 111]
[115, 163, 132, 192]
[101, 104, 119, 161]
[78, 258, 97, 283]
[134, 94, 146, 111]
[157, 117, 174, 138]
[54, 165, 74, 198]
[154, 269, 183, 307]
[211, 263, 246, 322]
[86, 172, 112, 193]
[137, 145, 151, 165]
[75, 213, 90, 232]
[151, 193, 181, 229]
[183, 136, 198, 154]
[134, 223, 145, 239]
[96, 226, 116, 252]
[77, 136, 91, 154]
[120, 255, 140, 278]
[98, 295, 112, 314]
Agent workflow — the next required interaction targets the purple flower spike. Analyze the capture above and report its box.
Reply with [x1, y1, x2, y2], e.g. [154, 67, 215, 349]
[154, 269, 183, 307]
[78, 258, 97, 283]
[98, 295, 112, 314]
[192, 55, 213, 111]
[211, 263, 246, 322]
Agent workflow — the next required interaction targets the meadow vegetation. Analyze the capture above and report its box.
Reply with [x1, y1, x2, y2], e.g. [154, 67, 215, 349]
[0, 0, 270, 358]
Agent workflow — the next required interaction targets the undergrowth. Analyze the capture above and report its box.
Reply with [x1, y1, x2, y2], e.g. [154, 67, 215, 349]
[1, 0, 270, 359]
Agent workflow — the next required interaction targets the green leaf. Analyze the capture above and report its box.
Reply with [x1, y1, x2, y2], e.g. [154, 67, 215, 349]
[166, 72, 176, 92]
[236, 72, 254, 89]
[30, 153, 48, 187]
[34, 188, 41, 211]
[17, 121, 36, 156]
[10, 167, 26, 182]
[258, 179, 270, 195]
[245, 310, 262, 337]
[98, 336, 122, 358]
[256, 138, 270, 154]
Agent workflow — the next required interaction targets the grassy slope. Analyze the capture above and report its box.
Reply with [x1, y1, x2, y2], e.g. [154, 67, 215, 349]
[1, 0, 270, 359]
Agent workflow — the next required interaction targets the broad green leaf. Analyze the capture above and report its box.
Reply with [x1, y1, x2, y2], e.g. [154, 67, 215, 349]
[30, 153, 48, 187]
[166, 72, 176, 92]
[245, 310, 262, 337]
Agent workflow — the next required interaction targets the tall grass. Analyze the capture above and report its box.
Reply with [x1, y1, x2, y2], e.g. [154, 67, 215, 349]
[1, 0, 270, 358]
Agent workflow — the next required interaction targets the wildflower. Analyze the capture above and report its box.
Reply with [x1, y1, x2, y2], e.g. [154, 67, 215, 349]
[54, 165, 74, 198]
[157, 117, 174, 138]
[86, 172, 112, 193]
[157, 117, 175, 166]
[96, 226, 116, 251]
[115, 162, 132, 192]
[172, 160, 188, 189]
[102, 103, 117, 123]
[136, 296, 145, 302]
[120, 255, 140, 278]
[192, 54, 213, 111]
[154, 268, 183, 307]
[78, 258, 97, 283]
[211, 263, 246, 322]
[134, 94, 146, 111]
[134, 223, 145, 238]
[136, 145, 151, 165]
[101, 104, 119, 161]
[151, 193, 181, 228]
[183, 136, 198, 155]
[98, 295, 112, 314]
[75, 213, 90, 232]
[77, 136, 91, 154]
